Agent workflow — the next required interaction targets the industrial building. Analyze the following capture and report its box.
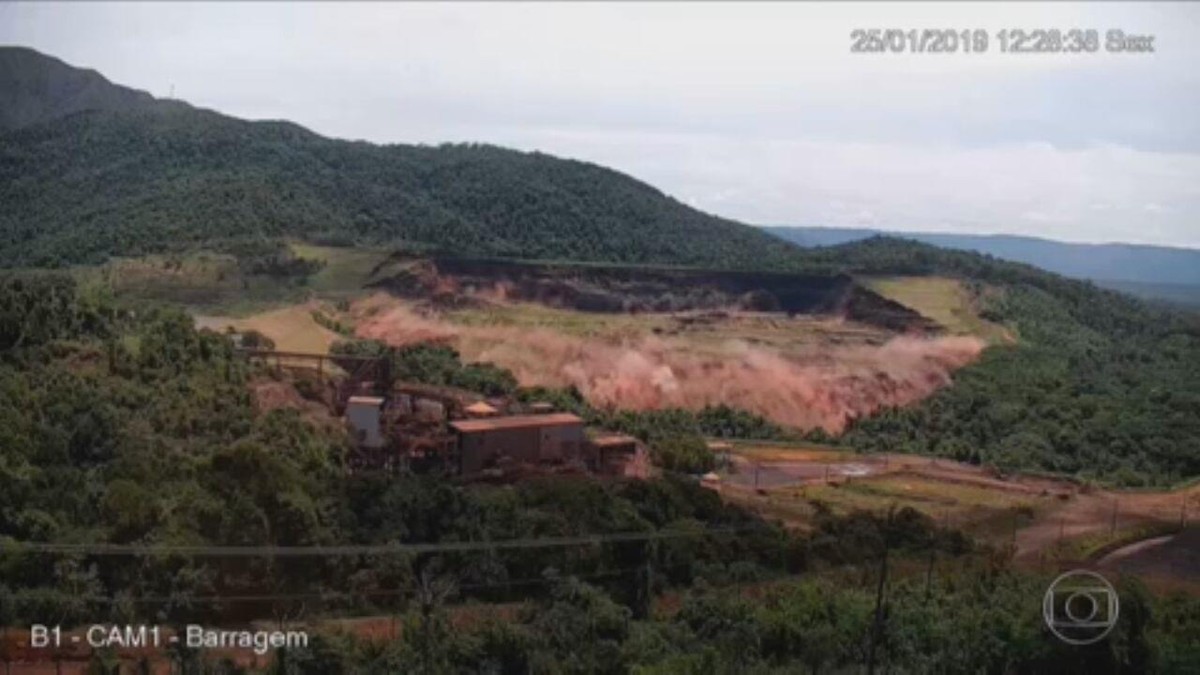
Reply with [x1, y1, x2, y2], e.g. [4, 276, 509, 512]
[237, 345, 640, 478]
[588, 433, 641, 473]
[449, 413, 586, 474]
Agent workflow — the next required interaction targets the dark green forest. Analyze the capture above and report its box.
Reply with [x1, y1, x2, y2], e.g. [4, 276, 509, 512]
[0, 104, 801, 270]
[0, 274, 790, 621]
[809, 239, 1200, 486]
[269, 571, 1200, 675]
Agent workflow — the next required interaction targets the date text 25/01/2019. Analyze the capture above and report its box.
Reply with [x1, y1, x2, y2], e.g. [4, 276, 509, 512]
[850, 29, 1155, 54]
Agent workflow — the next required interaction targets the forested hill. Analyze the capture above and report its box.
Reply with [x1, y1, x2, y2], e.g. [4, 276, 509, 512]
[809, 238, 1200, 485]
[0, 47, 801, 269]
[0, 46, 157, 131]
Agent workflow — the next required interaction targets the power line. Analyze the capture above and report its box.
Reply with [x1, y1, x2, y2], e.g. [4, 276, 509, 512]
[0, 524, 763, 558]
[2, 563, 702, 607]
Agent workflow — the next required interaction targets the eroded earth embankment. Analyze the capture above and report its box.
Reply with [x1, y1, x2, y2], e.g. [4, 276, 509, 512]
[352, 294, 984, 433]
[368, 256, 940, 333]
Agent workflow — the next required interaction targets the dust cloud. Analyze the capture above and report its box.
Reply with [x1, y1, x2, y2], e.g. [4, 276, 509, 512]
[353, 298, 984, 433]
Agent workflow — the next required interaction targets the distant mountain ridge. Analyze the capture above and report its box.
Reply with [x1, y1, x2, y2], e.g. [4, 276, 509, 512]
[765, 226, 1200, 305]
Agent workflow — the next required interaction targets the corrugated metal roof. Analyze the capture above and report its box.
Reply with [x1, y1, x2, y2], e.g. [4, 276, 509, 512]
[449, 413, 583, 433]
[589, 434, 639, 447]
[464, 401, 499, 415]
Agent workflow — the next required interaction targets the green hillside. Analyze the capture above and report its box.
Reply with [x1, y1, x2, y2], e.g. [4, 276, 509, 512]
[0, 96, 800, 270]
[807, 238, 1200, 485]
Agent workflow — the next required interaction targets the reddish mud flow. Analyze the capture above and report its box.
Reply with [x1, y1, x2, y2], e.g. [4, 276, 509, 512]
[354, 300, 984, 433]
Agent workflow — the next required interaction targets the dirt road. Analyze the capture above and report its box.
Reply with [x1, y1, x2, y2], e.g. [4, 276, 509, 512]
[1097, 527, 1200, 584]
[716, 445, 1200, 571]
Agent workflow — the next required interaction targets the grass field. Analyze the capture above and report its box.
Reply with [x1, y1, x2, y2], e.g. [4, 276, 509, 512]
[76, 252, 313, 315]
[862, 276, 1010, 343]
[727, 471, 1042, 539]
[194, 302, 344, 353]
[288, 242, 403, 296]
[73, 243, 405, 316]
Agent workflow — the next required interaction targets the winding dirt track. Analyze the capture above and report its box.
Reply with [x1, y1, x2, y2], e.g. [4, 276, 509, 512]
[1014, 483, 1200, 563]
[1096, 528, 1200, 584]
[718, 450, 1200, 578]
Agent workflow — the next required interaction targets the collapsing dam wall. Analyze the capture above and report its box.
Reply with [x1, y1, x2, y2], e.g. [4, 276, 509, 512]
[353, 257, 985, 433]
[369, 256, 938, 333]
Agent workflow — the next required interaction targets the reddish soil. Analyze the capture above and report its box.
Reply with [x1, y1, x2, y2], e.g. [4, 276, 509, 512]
[352, 295, 984, 433]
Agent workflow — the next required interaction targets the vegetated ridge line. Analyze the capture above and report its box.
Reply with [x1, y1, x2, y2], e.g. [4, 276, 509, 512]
[0, 525, 757, 557]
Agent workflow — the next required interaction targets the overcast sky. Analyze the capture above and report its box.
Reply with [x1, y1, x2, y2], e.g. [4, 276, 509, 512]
[3, 2, 1199, 247]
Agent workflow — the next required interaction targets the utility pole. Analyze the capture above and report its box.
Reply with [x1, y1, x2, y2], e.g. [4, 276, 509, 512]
[866, 511, 893, 675]
[923, 547, 936, 604]
[1111, 500, 1119, 535]
[634, 539, 655, 620]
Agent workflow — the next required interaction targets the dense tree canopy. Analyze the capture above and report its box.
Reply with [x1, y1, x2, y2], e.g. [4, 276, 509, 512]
[816, 239, 1200, 485]
[0, 105, 803, 270]
[0, 273, 920, 631]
